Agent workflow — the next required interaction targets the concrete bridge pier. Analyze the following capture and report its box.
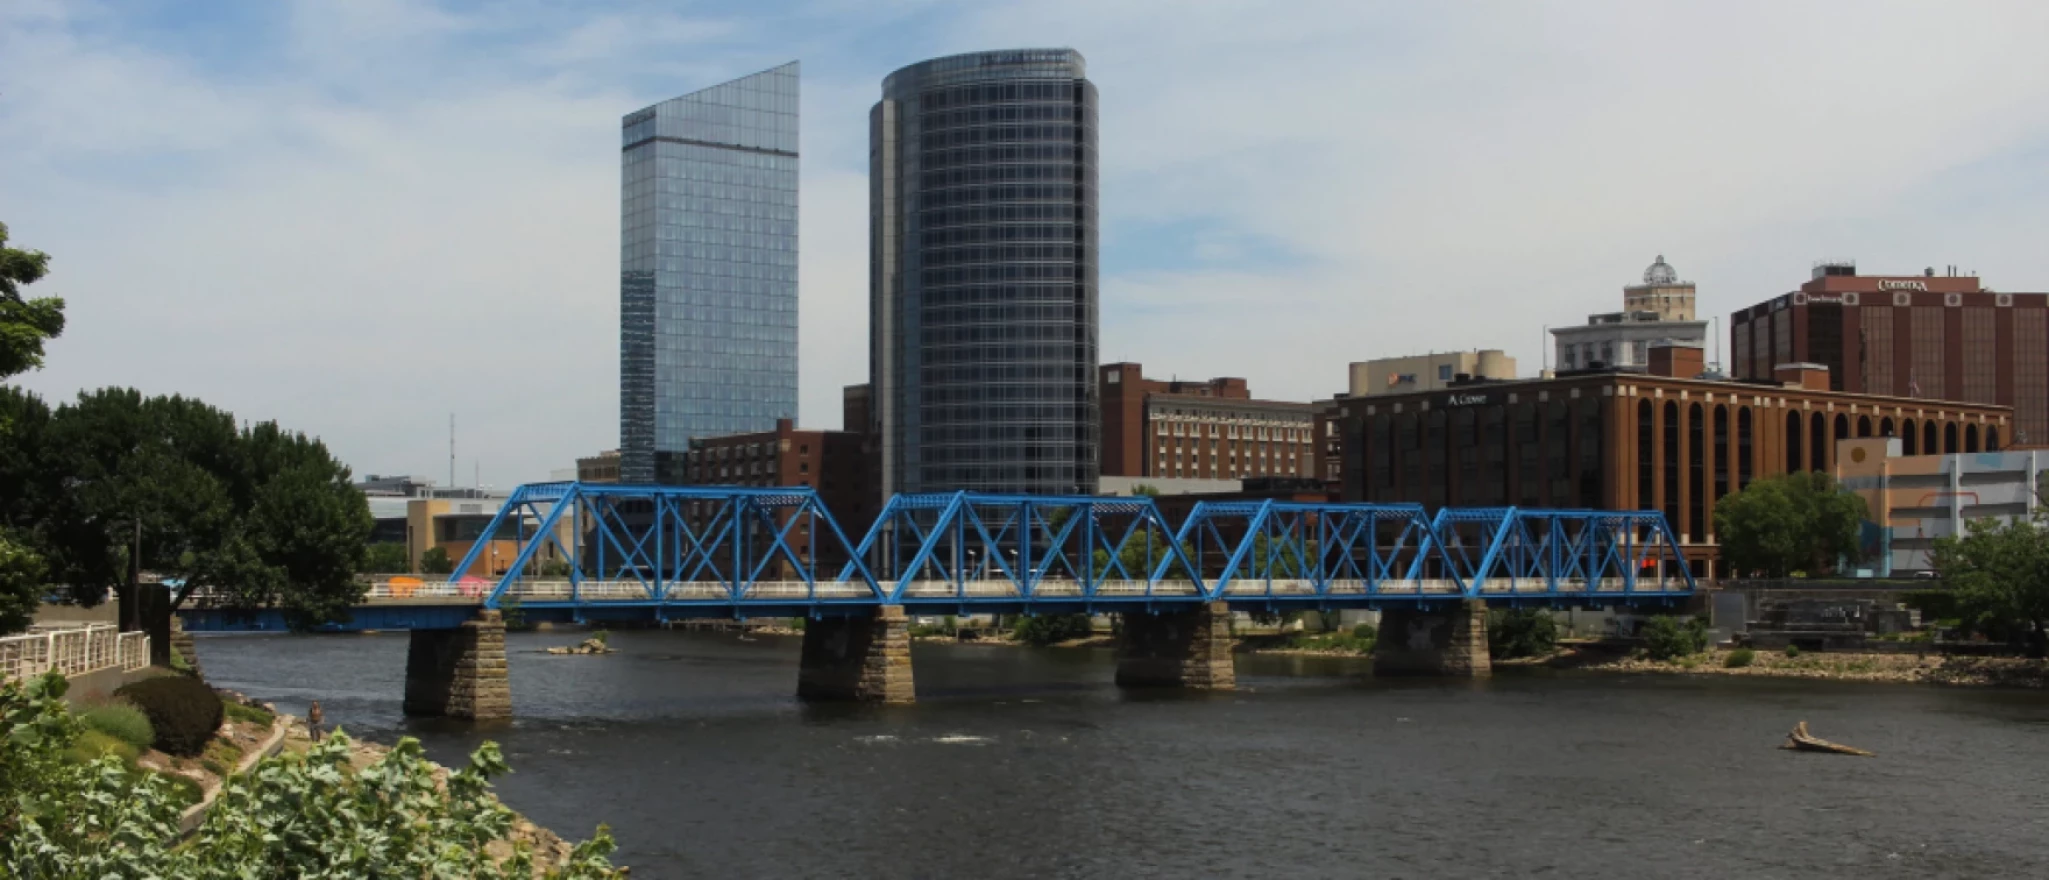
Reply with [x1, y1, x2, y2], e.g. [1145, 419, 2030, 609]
[1115, 601, 1235, 690]
[797, 606, 915, 703]
[1372, 599, 1491, 677]
[403, 610, 511, 720]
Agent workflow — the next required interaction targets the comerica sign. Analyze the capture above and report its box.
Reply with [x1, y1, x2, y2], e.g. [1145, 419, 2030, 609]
[1877, 280, 1929, 292]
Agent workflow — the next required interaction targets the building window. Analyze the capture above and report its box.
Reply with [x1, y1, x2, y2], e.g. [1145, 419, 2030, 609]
[1438, 364, 1452, 381]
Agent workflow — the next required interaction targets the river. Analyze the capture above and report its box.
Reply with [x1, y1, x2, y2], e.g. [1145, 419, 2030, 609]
[195, 629, 2049, 879]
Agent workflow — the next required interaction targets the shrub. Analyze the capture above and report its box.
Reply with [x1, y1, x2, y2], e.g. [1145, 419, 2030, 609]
[588, 629, 611, 645]
[1784, 644, 1801, 658]
[1488, 609, 1559, 659]
[221, 699, 275, 728]
[1351, 623, 1376, 641]
[1014, 613, 1094, 646]
[80, 701, 155, 752]
[65, 729, 140, 768]
[1724, 647, 1756, 668]
[115, 675, 225, 757]
[1641, 615, 1709, 661]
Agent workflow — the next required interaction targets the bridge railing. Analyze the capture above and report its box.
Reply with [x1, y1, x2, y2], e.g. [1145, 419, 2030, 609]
[1, 624, 150, 684]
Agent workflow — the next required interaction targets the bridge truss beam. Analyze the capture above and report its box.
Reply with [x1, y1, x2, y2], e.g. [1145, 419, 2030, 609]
[447, 482, 880, 617]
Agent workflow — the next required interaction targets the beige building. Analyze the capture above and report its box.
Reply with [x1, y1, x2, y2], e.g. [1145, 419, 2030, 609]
[1348, 350, 1516, 397]
[576, 450, 622, 483]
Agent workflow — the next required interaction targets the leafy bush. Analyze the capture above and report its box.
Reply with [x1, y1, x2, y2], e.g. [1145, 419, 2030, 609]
[80, 701, 155, 752]
[4, 673, 625, 878]
[1014, 613, 1094, 646]
[1287, 629, 1376, 653]
[1724, 647, 1756, 668]
[115, 675, 224, 757]
[588, 629, 611, 645]
[1488, 609, 1559, 659]
[1784, 644, 1801, 658]
[66, 729, 140, 768]
[220, 699, 274, 728]
[1351, 623, 1375, 640]
[1641, 615, 1709, 661]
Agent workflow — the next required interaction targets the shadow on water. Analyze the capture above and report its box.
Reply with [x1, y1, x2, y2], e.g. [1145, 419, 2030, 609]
[197, 628, 2049, 879]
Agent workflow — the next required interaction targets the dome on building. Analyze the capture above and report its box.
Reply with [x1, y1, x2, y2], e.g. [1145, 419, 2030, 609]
[1644, 255, 1678, 285]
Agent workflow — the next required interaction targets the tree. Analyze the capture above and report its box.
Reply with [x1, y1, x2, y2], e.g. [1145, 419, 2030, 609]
[0, 221, 64, 380]
[364, 543, 410, 574]
[0, 533, 44, 635]
[1128, 483, 1161, 497]
[1932, 516, 2049, 657]
[1712, 472, 1867, 578]
[420, 546, 455, 575]
[1091, 531, 1195, 580]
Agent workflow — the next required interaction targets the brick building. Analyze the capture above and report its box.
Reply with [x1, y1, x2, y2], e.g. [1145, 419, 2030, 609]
[1099, 363, 1318, 482]
[1731, 261, 2049, 445]
[1340, 343, 2011, 574]
[681, 418, 880, 540]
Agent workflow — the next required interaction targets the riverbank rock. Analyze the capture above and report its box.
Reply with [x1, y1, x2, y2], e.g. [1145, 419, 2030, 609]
[546, 638, 614, 656]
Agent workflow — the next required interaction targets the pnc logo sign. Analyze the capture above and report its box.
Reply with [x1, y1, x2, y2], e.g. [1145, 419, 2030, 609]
[1878, 280, 1929, 292]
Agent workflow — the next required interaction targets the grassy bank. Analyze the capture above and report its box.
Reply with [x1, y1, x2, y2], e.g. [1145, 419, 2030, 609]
[1523, 643, 2049, 687]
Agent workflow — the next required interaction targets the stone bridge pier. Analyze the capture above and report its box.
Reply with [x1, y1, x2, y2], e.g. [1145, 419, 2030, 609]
[1372, 599, 1491, 677]
[797, 606, 915, 703]
[403, 610, 511, 720]
[1115, 601, 1235, 690]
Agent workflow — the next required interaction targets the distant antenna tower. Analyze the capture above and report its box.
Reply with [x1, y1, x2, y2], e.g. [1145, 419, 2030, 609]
[448, 413, 456, 488]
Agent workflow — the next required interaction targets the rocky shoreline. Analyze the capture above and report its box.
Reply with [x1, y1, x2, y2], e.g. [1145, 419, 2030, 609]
[1512, 645, 2049, 688]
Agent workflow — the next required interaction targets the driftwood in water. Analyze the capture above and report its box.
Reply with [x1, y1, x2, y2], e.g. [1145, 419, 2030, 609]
[1780, 721, 1874, 756]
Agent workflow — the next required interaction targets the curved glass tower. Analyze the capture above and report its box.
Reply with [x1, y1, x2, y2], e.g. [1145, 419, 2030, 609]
[621, 62, 800, 484]
[870, 49, 1099, 495]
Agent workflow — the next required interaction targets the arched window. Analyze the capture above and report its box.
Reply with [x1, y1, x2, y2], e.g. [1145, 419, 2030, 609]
[1988, 427, 2002, 452]
[1785, 411, 1804, 472]
[1857, 416, 1872, 438]
[1637, 400, 1654, 510]
[1880, 417, 1894, 439]
[1944, 422, 1958, 454]
[1811, 412, 1828, 472]
[1713, 405, 1730, 504]
[1965, 424, 1980, 453]
[1737, 408, 1753, 488]
[1664, 401, 1681, 528]
[1902, 419, 1917, 455]
[1688, 403, 1706, 542]
[1923, 421, 1937, 456]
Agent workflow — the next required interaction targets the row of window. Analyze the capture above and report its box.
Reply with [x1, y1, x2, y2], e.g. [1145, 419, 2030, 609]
[912, 363, 1086, 384]
[921, 125, 1082, 151]
[1156, 423, 1315, 442]
[920, 144, 1085, 171]
[919, 164, 1079, 190]
[918, 82, 1082, 110]
[918, 284, 1086, 307]
[921, 264, 1081, 286]
[915, 424, 1093, 444]
[920, 342, 1084, 364]
[922, 244, 1079, 267]
[918, 204, 1082, 227]
[919, 183, 1089, 209]
[919, 103, 1080, 130]
[920, 224, 1078, 247]
[920, 322, 1086, 346]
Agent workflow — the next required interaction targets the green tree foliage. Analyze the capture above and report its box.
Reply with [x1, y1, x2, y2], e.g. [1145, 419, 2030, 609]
[1090, 531, 1197, 581]
[364, 542, 411, 574]
[1932, 516, 2049, 657]
[1487, 608, 1558, 659]
[1712, 472, 1868, 578]
[114, 675, 224, 756]
[0, 387, 370, 629]
[1013, 613, 1094, 646]
[0, 531, 46, 634]
[1127, 483, 1161, 497]
[1640, 615, 1709, 661]
[0, 221, 64, 380]
[420, 546, 456, 575]
[1, 675, 623, 878]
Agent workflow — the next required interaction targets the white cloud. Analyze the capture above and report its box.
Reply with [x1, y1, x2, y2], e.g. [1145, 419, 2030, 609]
[5, 0, 2049, 486]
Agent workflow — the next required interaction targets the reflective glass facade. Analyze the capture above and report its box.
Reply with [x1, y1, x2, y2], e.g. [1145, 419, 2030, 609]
[871, 50, 1099, 495]
[621, 62, 799, 484]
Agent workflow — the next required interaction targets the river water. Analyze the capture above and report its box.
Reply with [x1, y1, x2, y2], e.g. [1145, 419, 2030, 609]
[196, 629, 2049, 879]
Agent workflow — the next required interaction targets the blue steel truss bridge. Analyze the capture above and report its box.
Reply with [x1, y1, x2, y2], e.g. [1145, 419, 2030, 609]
[182, 482, 1696, 632]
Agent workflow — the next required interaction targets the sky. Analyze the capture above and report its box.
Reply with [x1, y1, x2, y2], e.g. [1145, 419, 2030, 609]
[5, 0, 2049, 487]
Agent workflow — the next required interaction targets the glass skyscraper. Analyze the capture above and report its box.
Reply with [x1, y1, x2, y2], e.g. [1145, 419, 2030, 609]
[621, 62, 800, 484]
[870, 50, 1099, 495]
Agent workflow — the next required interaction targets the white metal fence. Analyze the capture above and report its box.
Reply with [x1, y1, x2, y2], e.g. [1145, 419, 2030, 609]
[1, 624, 151, 685]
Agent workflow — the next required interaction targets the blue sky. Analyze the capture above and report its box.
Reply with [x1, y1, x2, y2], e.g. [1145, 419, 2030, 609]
[6, 0, 2049, 485]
